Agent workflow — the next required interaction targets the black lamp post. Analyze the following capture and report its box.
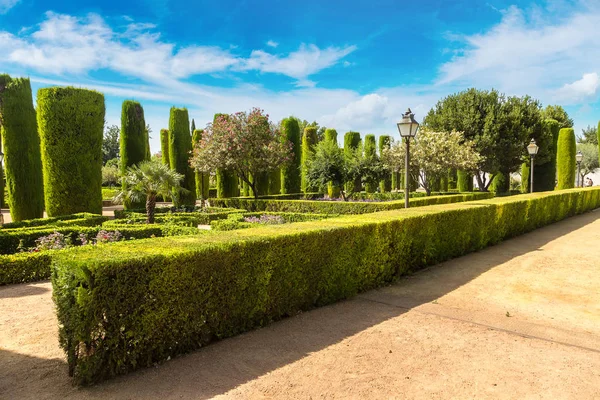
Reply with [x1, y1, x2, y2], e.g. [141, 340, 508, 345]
[576, 151, 583, 187]
[397, 108, 419, 208]
[526, 139, 539, 193]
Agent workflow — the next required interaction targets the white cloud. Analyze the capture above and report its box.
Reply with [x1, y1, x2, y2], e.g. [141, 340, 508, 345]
[266, 40, 278, 48]
[438, 3, 600, 98]
[0, 12, 354, 85]
[554, 72, 600, 103]
[0, 0, 20, 14]
[240, 44, 357, 81]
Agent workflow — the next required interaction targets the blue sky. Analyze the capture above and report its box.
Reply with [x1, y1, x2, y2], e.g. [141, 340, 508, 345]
[0, 0, 599, 152]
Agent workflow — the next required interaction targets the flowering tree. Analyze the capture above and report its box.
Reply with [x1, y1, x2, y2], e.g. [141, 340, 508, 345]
[383, 129, 481, 195]
[190, 108, 291, 199]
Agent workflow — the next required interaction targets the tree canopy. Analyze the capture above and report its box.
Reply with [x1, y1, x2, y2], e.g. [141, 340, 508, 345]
[542, 105, 573, 129]
[102, 124, 120, 165]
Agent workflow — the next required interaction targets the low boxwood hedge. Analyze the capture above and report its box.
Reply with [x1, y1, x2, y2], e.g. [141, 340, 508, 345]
[210, 212, 335, 231]
[0, 252, 53, 285]
[210, 192, 493, 214]
[113, 207, 244, 220]
[1, 213, 107, 230]
[52, 188, 600, 384]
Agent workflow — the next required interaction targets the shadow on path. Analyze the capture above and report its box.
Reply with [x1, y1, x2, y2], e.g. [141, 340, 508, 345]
[1, 210, 598, 399]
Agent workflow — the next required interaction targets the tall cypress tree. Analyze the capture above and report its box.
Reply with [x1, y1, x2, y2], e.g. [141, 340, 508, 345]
[532, 119, 560, 191]
[160, 129, 170, 166]
[344, 131, 362, 193]
[169, 107, 196, 206]
[324, 128, 341, 198]
[280, 117, 301, 194]
[457, 170, 473, 192]
[0, 75, 45, 221]
[301, 126, 318, 193]
[378, 135, 391, 193]
[556, 128, 576, 190]
[192, 129, 209, 200]
[364, 134, 377, 193]
[120, 100, 147, 209]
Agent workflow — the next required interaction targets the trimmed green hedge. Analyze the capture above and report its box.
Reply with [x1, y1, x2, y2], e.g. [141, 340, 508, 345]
[0, 252, 53, 285]
[556, 128, 576, 190]
[280, 118, 301, 194]
[457, 170, 473, 192]
[120, 100, 148, 209]
[160, 129, 170, 166]
[210, 192, 493, 214]
[344, 131, 361, 193]
[169, 107, 196, 205]
[301, 126, 318, 193]
[192, 129, 210, 200]
[533, 119, 560, 192]
[0, 75, 45, 221]
[379, 135, 392, 193]
[1, 213, 104, 230]
[364, 134, 377, 193]
[53, 187, 600, 385]
[210, 212, 335, 231]
[37, 87, 105, 216]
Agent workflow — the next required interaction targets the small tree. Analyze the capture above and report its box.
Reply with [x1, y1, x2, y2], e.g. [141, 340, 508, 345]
[576, 143, 599, 184]
[306, 141, 385, 201]
[116, 161, 185, 224]
[190, 108, 291, 199]
[102, 125, 120, 164]
[382, 129, 481, 196]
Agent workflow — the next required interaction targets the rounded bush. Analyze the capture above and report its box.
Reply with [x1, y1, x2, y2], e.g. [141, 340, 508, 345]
[168, 107, 196, 206]
[37, 87, 104, 216]
[0, 75, 44, 221]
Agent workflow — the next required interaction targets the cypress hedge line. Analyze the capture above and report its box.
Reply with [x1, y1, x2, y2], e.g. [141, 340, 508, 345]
[0, 75, 45, 221]
[344, 131, 361, 193]
[301, 126, 318, 193]
[53, 187, 600, 385]
[556, 128, 576, 190]
[168, 107, 196, 206]
[533, 119, 560, 192]
[120, 100, 148, 209]
[280, 118, 301, 194]
[457, 170, 473, 192]
[192, 129, 210, 200]
[324, 128, 341, 198]
[364, 134, 377, 193]
[37, 87, 105, 216]
[213, 113, 239, 198]
[210, 192, 493, 214]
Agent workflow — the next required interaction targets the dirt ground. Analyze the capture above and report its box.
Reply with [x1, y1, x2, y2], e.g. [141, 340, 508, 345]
[1, 210, 600, 399]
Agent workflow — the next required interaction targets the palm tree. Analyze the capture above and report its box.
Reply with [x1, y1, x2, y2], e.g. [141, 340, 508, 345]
[116, 161, 187, 224]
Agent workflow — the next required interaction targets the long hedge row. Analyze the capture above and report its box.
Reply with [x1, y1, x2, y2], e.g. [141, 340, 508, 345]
[52, 187, 600, 385]
[210, 192, 494, 214]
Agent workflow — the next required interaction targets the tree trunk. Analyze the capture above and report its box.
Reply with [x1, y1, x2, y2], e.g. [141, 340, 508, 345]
[146, 194, 157, 224]
[475, 173, 487, 192]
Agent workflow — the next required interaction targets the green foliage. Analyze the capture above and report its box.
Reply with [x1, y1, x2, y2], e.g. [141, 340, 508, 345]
[212, 192, 492, 214]
[378, 135, 392, 192]
[216, 170, 239, 198]
[116, 161, 185, 224]
[120, 100, 147, 174]
[102, 125, 120, 164]
[211, 211, 333, 231]
[323, 128, 341, 197]
[344, 131, 362, 193]
[301, 126, 319, 193]
[37, 87, 104, 216]
[160, 129, 170, 166]
[280, 117, 302, 194]
[2, 212, 105, 230]
[598, 120, 600, 164]
[268, 169, 281, 195]
[556, 128, 576, 189]
[168, 107, 196, 206]
[363, 135, 377, 193]
[521, 163, 530, 193]
[192, 129, 210, 200]
[457, 170, 473, 192]
[0, 252, 53, 285]
[0, 75, 45, 221]
[533, 119, 560, 192]
[102, 165, 119, 187]
[251, 172, 270, 197]
[448, 169, 458, 190]
[542, 105, 573, 128]
[52, 187, 600, 385]
[579, 125, 598, 145]
[490, 171, 510, 194]
[575, 143, 599, 183]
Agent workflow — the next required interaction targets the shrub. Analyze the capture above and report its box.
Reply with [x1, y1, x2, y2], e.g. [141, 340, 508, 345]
[556, 128, 576, 189]
[280, 117, 302, 194]
[211, 192, 493, 214]
[301, 126, 319, 193]
[364, 135, 377, 193]
[37, 87, 104, 216]
[1, 213, 106, 230]
[490, 172, 510, 194]
[457, 170, 473, 192]
[160, 129, 170, 166]
[0, 252, 53, 285]
[378, 135, 392, 192]
[533, 119, 560, 191]
[168, 107, 196, 205]
[0, 75, 45, 221]
[344, 132, 361, 193]
[52, 187, 600, 385]
[521, 162, 530, 193]
[192, 129, 210, 200]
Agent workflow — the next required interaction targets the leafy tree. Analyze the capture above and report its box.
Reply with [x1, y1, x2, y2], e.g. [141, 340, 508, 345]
[579, 125, 598, 145]
[576, 143, 599, 184]
[191, 108, 291, 199]
[102, 164, 119, 187]
[306, 140, 385, 201]
[102, 125, 120, 164]
[542, 105, 573, 129]
[382, 129, 480, 195]
[116, 161, 185, 224]
[424, 88, 546, 191]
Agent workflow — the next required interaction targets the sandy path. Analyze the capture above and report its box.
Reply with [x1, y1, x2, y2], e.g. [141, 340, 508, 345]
[1, 210, 599, 399]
